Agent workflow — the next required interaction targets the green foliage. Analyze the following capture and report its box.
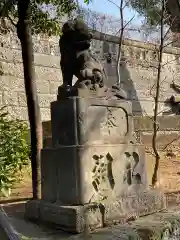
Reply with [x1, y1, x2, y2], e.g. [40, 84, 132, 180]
[0, 0, 90, 35]
[0, 106, 30, 197]
[127, 0, 161, 26]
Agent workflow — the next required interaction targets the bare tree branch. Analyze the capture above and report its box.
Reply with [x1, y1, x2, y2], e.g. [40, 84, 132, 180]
[152, 0, 165, 187]
[107, 0, 119, 9]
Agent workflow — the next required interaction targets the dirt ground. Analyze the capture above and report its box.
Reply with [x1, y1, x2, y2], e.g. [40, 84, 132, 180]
[1, 151, 180, 202]
[0, 166, 32, 202]
[145, 150, 180, 192]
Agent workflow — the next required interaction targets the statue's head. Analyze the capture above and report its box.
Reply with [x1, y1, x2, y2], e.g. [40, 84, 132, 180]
[61, 18, 93, 51]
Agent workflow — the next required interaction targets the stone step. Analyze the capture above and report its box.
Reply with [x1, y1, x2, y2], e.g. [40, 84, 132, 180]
[1, 201, 180, 239]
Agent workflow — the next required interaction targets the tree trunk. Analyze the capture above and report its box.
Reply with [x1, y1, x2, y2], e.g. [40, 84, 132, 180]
[17, 0, 42, 199]
[152, 0, 164, 187]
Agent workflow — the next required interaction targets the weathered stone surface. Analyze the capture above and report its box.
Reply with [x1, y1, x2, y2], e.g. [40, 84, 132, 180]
[3, 91, 19, 106]
[51, 98, 134, 147]
[25, 189, 166, 234]
[0, 61, 62, 83]
[49, 80, 61, 94]
[41, 108, 51, 121]
[2, 200, 180, 240]
[41, 144, 148, 205]
[0, 45, 60, 68]
[36, 80, 50, 94]
[134, 115, 180, 131]
[1, 31, 180, 120]
[18, 92, 56, 108]
[35, 66, 62, 81]
[0, 62, 24, 78]
[38, 94, 56, 108]
[33, 39, 51, 55]
[0, 34, 12, 48]
[5, 106, 28, 120]
[0, 47, 21, 62]
[139, 131, 180, 146]
[11, 34, 21, 50]
[2, 29, 180, 119]
[34, 53, 60, 68]
[0, 76, 24, 92]
[85, 208, 180, 240]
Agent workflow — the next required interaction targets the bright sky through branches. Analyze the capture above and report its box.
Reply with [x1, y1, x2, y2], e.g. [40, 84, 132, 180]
[79, 0, 142, 24]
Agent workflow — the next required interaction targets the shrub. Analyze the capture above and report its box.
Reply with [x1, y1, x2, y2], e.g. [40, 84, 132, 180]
[0, 106, 30, 197]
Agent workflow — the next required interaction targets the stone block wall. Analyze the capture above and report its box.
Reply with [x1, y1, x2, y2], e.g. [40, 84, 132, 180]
[134, 116, 180, 150]
[0, 33, 62, 121]
[0, 30, 180, 121]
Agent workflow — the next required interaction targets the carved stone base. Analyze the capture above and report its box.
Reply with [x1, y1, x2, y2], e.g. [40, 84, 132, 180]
[25, 189, 166, 233]
[51, 97, 134, 147]
[41, 145, 148, 205]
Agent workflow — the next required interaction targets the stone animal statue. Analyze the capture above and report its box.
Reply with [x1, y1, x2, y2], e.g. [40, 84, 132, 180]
[59, 18, 107, 88]
[58, 18, 127, 100]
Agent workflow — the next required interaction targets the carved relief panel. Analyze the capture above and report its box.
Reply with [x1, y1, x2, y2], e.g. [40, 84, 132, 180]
[85, 105, 129, 144]
[88, 148, 145, 203]
[51, 98, 132, 146]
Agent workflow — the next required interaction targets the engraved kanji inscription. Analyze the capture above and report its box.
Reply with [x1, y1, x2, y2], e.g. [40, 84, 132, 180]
[123, 152, 142, 185]
[100, 107, 118, 136]
[92, 153, 115, 199]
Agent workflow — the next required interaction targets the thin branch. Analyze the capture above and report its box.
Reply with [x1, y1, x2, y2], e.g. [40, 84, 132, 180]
[76, 0, 81, 15]
[170, 81, 180, 94]
[116, 0, 124, 85]
[115, 15, 135, 36]
[163, 39, 178, 48]
[162, 58, 178, 67]
[107, 0, 119, 9]
[163, 17, 176, 42]
[122, 1, 129, 10]
[152, 0, 165, 187]
[161, 135, 180, 151]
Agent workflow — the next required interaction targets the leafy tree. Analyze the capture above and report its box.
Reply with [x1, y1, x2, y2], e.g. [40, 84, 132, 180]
[127, 0, 179, 28]
[0, 0, 91, 35]
[0, 107, 30, 198]
[126, 0, 160, 26]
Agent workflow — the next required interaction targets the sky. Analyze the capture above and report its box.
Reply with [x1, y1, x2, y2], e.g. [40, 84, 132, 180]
[78, 0, 142, 25]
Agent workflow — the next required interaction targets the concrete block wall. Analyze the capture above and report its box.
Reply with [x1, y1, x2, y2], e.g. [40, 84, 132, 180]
[133, 116, 180, 150]
[0, 33, 61, 121]
[1, 30, 180, 121]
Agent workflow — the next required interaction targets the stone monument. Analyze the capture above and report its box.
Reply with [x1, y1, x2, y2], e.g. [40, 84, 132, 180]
[25, 18, 166, 233]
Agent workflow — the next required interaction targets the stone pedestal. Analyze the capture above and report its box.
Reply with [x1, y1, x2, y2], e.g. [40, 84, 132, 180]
[41, 145, 148, 205]
[25, 97, 166, 233]
[51, 98, 134, 147]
